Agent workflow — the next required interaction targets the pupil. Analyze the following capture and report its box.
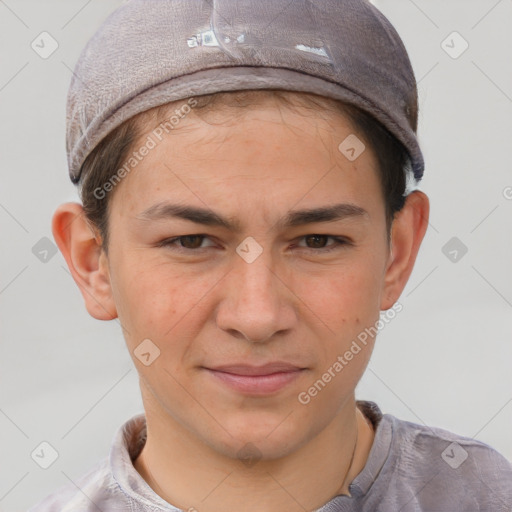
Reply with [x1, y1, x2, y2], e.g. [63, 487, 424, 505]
[183, 235, 202, 248]
[307, 235, 326, 248]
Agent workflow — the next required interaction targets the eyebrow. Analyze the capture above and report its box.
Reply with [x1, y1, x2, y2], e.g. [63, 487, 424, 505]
[136, 201, 369, 232]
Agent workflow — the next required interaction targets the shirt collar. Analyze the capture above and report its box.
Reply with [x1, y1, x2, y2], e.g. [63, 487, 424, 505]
[109, 412, 181, 510]
[109, 404, 394, 510]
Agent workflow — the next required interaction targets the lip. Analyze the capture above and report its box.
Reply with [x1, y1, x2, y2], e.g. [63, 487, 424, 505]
[203, 363, 306, 395]
[207, 362, 304, 376]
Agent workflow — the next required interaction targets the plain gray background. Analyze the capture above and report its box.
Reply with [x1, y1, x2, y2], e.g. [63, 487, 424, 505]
[0, 1, 511, 510]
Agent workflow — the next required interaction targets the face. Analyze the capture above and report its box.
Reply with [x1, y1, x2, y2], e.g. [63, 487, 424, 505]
[106, 98, 392, 460]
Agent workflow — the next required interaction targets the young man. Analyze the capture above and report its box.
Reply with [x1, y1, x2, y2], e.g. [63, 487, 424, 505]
[29, 0, 512, 511]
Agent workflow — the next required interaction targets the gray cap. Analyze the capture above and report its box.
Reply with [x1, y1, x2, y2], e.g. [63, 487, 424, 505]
[66, 0, 424, 184]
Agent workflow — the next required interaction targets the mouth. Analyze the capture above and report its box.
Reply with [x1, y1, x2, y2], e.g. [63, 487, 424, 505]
[202, 363, 307, 395]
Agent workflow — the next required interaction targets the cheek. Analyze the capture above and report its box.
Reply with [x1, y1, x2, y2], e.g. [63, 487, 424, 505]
[295, 269, 379, 411]
[108, 254, 174, 338]
[109, 254, 216, 350]
[293, 256, 383, 337]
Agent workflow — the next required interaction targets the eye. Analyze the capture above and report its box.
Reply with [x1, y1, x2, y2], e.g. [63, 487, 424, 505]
[158, 235, 215, 251]
[295, 234, 350, 253]
[158, 234, 351, 254]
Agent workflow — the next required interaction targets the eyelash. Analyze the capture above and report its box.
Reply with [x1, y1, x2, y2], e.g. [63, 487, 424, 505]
[157, 234, 351, 254]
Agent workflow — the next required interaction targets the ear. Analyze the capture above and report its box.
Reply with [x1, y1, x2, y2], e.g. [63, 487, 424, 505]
[380, 190, 430, 310]
[52, 202, 118, 320]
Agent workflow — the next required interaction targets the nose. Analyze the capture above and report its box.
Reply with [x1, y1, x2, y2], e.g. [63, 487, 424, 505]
[215, 251, 297, 343]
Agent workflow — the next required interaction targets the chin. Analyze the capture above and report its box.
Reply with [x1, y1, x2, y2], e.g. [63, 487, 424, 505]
[198, 412, 314, 462]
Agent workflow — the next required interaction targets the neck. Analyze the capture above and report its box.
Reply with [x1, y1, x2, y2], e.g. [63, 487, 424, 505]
[134, 400, 374, 512]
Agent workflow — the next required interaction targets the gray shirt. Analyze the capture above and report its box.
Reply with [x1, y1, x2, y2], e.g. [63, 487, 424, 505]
[28, 401, 512, 511]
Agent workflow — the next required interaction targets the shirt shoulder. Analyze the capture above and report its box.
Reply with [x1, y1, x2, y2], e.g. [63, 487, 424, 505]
[381, 414, 512, 511]
[27, 456, 128, 512]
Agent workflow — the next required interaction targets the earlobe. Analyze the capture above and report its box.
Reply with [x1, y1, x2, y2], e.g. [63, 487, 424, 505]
[52, 202, 118, 320]
[380, 190, 430, 311]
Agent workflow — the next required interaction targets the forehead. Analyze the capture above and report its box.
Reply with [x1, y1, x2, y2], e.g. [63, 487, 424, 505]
[110, 98, 383, 227]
